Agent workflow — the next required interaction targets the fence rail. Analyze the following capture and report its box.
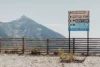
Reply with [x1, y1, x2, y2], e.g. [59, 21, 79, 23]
[0, 38, 100, 55]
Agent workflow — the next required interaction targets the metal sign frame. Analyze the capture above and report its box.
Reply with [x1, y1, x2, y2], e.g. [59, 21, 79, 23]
[68, 10, 90, 55]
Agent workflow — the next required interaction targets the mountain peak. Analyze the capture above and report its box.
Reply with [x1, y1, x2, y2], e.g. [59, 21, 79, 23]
[20, 15, 30, 20]
[9, 15, 37, 24]
[0, 15, 65, 38]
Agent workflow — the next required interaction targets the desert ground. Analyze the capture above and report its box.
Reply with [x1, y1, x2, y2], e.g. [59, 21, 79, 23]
[0, 54, 99, 67]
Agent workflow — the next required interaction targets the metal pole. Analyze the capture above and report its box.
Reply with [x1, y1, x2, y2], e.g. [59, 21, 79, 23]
[87, 31, 89, 56]
[69, 31, 70, 53]
[0, 39, 1, 53]
[47, 38, 49, 54]
[73, 38, 75, 54]
[87, 11, 90, 56]
[68, 11, 71, 53]
[22, 38, 25, 54]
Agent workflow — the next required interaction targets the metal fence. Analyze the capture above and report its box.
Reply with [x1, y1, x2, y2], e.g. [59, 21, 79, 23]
[0, 38, 100, 55]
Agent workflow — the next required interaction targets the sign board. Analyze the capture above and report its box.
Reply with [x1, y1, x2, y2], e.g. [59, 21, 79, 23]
[68, 11, 89, 31]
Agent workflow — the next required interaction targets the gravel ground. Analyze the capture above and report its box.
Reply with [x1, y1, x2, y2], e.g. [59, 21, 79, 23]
[0, 54, 99, 67]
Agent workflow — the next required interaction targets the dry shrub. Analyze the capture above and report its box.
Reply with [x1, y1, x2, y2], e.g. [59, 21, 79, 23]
[58, 49, 64, 56]
[5, 49, 11, 54]
[5, 47, 18, 54]
[31, 47, 41, 55]
[54, 51, 58, 55]
[10, 48, 18, 54]
[58, 49, 76, 63]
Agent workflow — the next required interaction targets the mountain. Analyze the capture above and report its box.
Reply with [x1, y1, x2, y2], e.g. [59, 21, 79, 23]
[0, 15, 65, 38]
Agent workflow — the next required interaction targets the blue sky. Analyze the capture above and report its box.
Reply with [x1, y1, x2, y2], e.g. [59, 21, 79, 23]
[0, 0, 99, 38]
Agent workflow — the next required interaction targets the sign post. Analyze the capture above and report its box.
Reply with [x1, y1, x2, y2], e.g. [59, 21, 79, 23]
[68, 11, 90, 55]
[68, 12, 71, 53]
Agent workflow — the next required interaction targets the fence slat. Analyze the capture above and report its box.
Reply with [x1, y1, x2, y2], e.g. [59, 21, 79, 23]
[0, 38, 100, 55]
